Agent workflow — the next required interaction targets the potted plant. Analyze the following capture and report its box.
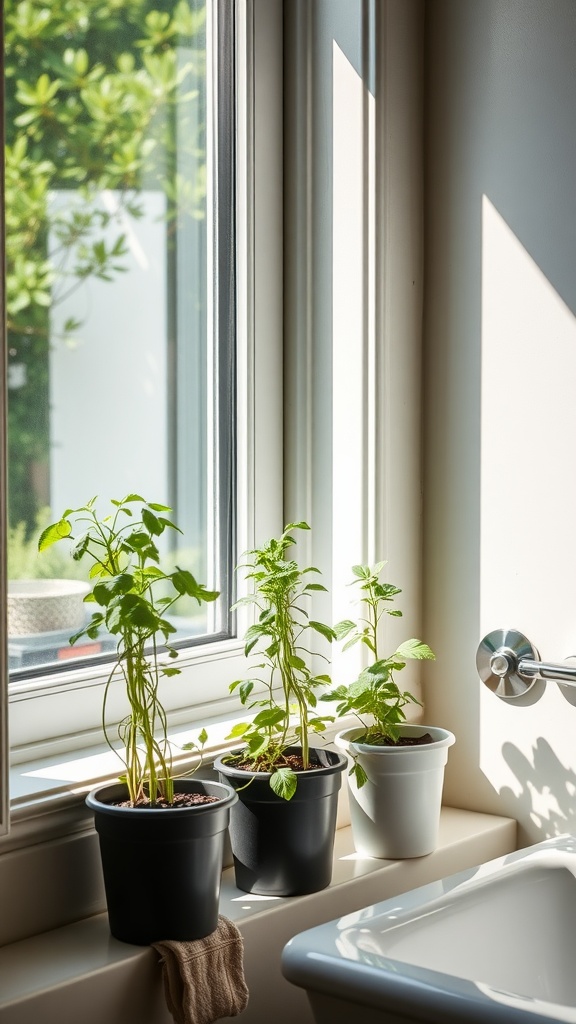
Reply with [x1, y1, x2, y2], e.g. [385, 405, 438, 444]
[214, 522, 347, 896]
[322, 562, 454, 859]
[39, 494, 237, 944]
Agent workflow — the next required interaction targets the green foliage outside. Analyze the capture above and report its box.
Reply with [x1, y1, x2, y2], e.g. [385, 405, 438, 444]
[5, 0, 206, 536]
[8, 506, 88, 580]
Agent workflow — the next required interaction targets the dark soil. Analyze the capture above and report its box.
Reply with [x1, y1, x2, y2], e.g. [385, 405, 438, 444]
[232, 751, 324, 773]
[365, 732, 434, 747]
[112, 791, 220, 809]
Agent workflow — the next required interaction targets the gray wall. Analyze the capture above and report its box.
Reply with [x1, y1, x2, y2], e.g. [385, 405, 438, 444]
[423, 0, 576, 845]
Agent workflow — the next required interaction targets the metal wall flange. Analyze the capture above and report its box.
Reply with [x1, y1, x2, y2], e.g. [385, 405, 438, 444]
[477, 628, 576, 706]
[476, 629, 546, 705]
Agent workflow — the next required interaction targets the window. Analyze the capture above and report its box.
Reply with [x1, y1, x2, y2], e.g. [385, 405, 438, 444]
[5, 0, 235, 676]
[3, 0, 284, 766]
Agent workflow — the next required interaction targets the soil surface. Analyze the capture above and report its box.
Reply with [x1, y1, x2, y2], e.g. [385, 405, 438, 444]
[232, 751, 324, 773]
[112, 792, 220, 809]
[363, 732, 434, 747]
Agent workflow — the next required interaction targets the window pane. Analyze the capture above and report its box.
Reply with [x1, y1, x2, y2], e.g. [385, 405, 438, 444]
[4, 0, 235, 674]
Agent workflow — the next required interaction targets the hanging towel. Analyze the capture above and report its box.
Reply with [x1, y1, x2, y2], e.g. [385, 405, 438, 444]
[152, 916, 249, 1024]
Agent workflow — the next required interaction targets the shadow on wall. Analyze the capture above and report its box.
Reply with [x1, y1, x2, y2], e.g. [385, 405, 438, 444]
[499, 739, 576, 848]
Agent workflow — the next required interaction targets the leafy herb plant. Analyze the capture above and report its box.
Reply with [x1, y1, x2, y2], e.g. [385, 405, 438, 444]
[225, 522, 335, 800]
[39, 494, 218, 805]
[322, 562, 435, 786]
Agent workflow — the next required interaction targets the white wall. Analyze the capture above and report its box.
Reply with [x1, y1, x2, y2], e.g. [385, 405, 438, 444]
[423, 0, 576, 845]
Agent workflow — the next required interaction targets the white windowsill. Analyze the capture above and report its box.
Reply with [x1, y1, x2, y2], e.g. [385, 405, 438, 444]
[0, 808, 517, 1024]
[7, 709, 365, 841]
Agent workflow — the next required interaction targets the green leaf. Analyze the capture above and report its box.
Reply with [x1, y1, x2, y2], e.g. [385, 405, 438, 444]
[321, 685, 349, 702]
[245, 733, 270, 758]
[252, 707, 286, 729]
[170, 567, 219, 603]
[92, 573, 134, 607]
[142, 507, 163, 535]
[226, 721, 250, 738]
[288, 654, 306, 670]
[308, 717, 332, 731]
[351, 761, 369, 788]
[334, 619, 356, 640]
[37, 518, 72, 551]
[229, 679, 256, 704]
[309, 620, 336, 642]
[394, 639, 436, 661]
[270, 766, 297, 800]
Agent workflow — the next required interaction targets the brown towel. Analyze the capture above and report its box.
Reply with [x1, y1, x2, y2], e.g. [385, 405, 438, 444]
[152, 916, 249, 1024]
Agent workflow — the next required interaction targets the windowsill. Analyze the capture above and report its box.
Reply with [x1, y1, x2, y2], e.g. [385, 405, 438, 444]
[6, 710, 364, 852]
[0, 808, 517, 1024]
[9, 709, 245, 808]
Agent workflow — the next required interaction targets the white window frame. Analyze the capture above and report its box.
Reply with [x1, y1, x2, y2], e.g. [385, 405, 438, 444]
[0, 8, 8, 837]
[1, 0, 283, 825]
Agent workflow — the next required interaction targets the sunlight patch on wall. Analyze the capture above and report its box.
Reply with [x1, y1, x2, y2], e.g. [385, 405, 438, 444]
[479, 196, 576, 817]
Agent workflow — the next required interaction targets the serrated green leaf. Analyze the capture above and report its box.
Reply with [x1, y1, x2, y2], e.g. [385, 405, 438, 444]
[37, 518, 72, 551]
[321, 685, 349, 702]
[394, 639, 435, 661]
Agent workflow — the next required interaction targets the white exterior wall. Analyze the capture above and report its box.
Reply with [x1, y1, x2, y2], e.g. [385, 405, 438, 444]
[49, 191, 168, 512]
[423, 0, 576, 845]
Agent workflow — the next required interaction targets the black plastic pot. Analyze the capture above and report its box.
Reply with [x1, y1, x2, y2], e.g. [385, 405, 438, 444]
[213, 747, 347, 896]
[86, 778, 237, 945]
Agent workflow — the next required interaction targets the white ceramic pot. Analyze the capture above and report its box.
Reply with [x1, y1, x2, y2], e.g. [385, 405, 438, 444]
[336, 724, 455, 859]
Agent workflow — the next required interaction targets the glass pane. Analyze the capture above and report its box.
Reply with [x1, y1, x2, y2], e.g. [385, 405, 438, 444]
[4, 0, 235, 674]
